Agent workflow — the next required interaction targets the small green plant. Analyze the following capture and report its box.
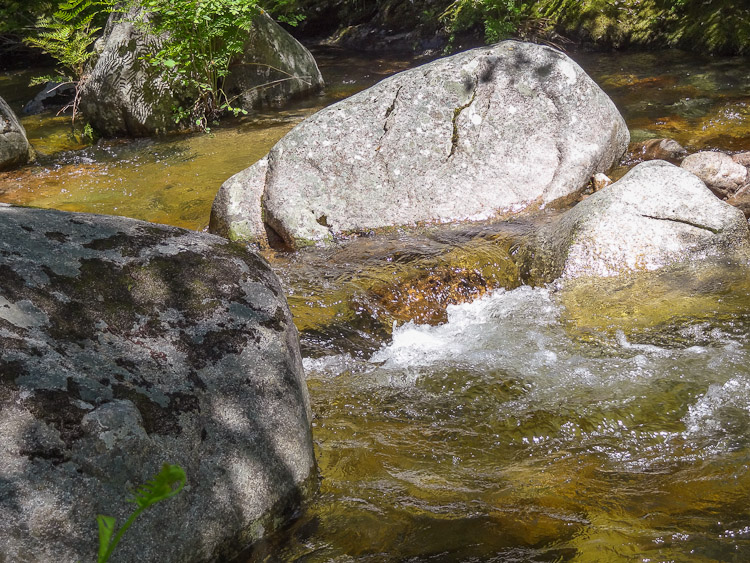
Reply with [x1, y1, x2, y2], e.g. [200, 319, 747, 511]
[24, 0, 112, 129]
[133, 0, 305, 131]
[441, 0, 526, 47]
[96, 463, 186, 563]
[134, 0, 261, 130]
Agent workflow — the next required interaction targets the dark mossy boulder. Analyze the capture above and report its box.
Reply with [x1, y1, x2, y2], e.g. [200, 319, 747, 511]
[0, 95, 33, 170]
[222, 10, 325, 109]
[0, 205, 315, 562]
[79, 6, 324, 137]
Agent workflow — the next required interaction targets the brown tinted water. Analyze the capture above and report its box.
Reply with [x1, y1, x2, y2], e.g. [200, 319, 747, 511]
[2, 48, 749, 229]
[0, 47, 418, 230]
[2, 47, 750, 562]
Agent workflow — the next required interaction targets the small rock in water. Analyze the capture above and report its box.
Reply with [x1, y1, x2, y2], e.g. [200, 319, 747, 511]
[531, 160, 750, 281]
[632, 138, 687, 161]
[23, 81, 76, 115]
[727, 183, 750, 218]
[681, 151, 748, 199]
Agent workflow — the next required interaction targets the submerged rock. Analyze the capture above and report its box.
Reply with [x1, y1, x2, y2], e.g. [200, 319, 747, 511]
[681, 151, 748, 199]
[630, 138, 686, 161]
[23, 81, 76, 115]
[80, 7, 324, 137]
[0, 96, 33, 170]
[211, 40, 629, 248]
[0, 205, 315, 562]
[530, 160, 750, 281]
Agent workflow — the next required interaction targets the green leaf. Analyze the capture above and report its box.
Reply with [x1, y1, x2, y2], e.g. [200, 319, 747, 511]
[162, 58, 177, 69]
[96, 515, 116, 563]
[128, 463, 186, 509]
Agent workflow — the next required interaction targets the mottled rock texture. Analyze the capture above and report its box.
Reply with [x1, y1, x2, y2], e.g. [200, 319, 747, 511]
[0, 205, 315, 562]
[681, 151, 748, 199]
[210, 41, 629, 248]
[530, 160, 750, 280]
[0, 96, 33, 170]
[80, 7, 323, 137]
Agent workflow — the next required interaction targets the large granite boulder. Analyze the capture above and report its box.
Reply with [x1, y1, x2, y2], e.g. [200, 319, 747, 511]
[78, 4, 181, 136]
[0, 205, 315, 562]
[79, 7, 324, 137]
[529, 160, 750, 281]
[210, 40, 629, 248]
[0, 96, 33, 170]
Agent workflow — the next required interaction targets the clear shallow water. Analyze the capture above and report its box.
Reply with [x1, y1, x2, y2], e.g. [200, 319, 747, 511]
[572, 49, 750, 152]
[0, 47, 419, 230]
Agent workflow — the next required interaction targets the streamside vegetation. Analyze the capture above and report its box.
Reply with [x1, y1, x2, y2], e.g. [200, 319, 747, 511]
[293, 0, 749, 54]
[5, 0, 748, 136]
[22, 0, 110, 132]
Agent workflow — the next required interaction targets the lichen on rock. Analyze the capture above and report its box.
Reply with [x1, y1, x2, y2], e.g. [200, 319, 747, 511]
[0, 204, 316, 562]
[211, 40, 629, 248]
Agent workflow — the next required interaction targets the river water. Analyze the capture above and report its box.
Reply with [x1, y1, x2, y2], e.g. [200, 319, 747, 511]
[2, 46, 750, 561]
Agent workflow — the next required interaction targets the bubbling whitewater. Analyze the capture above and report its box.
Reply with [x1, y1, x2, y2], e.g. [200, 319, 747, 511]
[287, 284, 750, 561]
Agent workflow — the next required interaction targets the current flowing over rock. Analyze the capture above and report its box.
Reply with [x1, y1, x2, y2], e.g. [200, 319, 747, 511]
[210, 40, 630, 248]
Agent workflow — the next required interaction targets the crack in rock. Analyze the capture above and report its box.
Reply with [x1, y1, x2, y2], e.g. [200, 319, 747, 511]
[641, 214, 721, 234]
[378, 85, 403, 147]
[448, 77, 478, 159]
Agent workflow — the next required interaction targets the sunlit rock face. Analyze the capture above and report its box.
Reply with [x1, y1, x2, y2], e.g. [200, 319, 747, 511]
[0, 96, 33, 171]
[681, 151, 748, 199]
[211, 40, 629, 248]
[80, 7, 324, 137]
[0, 205, 315, 562]
[530, 160, 750, 281]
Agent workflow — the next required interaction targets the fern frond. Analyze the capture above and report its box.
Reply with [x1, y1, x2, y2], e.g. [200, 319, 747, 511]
[128, 464, 187, 509]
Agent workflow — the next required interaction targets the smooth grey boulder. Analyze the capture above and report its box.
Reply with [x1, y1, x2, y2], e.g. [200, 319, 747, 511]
[681, 151, 748, 199]
[223, 10, 325, 109]
[79, 7, 323, 137]
[0, 96, 33, 170]
[530, 160, 750, 281]
[0, 205, 315, 562]
[210, 40, 629, 248]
